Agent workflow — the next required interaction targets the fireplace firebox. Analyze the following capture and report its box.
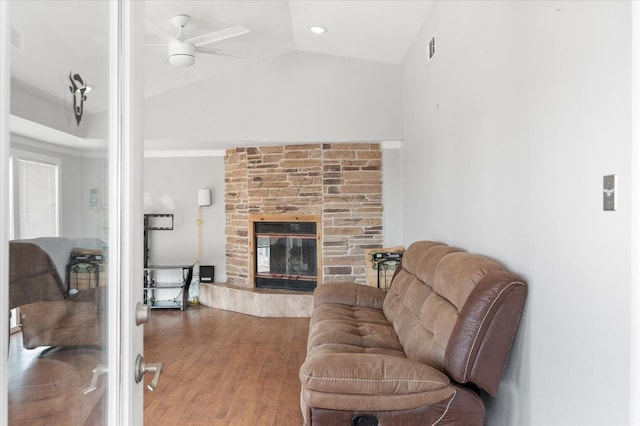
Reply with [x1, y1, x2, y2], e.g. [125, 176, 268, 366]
[251, 216, 320, 292]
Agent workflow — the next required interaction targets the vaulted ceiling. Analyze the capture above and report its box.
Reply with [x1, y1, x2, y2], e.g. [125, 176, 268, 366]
[143, 1, 433, 98]
[9, 0, 434, 145]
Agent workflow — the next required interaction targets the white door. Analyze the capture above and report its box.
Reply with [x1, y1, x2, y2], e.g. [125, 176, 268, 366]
[1, 1, 148, 424]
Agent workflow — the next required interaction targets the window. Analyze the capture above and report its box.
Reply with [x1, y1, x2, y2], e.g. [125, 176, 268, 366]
[11, 151, 60, 239]
[9, 151, 60, 334]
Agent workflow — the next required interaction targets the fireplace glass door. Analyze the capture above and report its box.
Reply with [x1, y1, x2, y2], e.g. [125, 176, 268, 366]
[255, 222, 317, 291]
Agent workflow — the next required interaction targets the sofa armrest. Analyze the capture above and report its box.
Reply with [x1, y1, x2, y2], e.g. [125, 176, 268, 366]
[445, 270, 527, 396]
[313, 282, 386, 309]
[300, 353, 451, 396]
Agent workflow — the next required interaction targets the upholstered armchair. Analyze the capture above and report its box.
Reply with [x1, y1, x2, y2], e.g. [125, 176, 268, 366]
[9, 240, 105, 352]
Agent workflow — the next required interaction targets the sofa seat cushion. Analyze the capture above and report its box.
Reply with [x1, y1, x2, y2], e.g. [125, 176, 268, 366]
[300, 353, 451, 395]
[300, 353, 457, 412]
[307, 304, 404, 356]
[303, 301, 457, 413]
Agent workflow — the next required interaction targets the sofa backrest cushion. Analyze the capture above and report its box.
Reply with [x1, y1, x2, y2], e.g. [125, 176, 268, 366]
[383, 242, 462, 369]
[9, 242, 65, 309]
[383, 241, 527, 396]
[15, 237, 105, 280]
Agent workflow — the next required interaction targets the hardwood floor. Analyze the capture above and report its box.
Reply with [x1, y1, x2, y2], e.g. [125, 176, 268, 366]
[144, 305, 309, 425]
[7, 305, 309, 425]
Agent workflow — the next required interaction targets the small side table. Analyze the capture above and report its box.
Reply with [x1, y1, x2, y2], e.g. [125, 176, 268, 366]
[373, 252, 402, 291]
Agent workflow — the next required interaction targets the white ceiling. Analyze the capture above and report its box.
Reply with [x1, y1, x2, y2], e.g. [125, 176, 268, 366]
[9, 0, 433, 143]
[143, 0, 434, 98]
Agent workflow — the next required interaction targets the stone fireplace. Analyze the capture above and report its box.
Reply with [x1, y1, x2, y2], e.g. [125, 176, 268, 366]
[225, 143, 383, 290]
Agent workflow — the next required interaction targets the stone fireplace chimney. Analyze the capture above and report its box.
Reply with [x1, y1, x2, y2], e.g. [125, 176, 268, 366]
[224, 143, 383, 289]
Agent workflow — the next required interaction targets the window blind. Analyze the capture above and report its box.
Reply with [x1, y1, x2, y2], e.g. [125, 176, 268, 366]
[17, 158, 59, 238]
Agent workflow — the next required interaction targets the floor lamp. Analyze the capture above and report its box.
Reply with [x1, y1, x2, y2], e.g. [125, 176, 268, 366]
[196, 188, 211, 266]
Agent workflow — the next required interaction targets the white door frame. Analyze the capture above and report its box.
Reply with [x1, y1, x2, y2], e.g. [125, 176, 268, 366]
[0, 0, 11, 422]
[108, 1, 145, 425]
[631, 3, 640, 425]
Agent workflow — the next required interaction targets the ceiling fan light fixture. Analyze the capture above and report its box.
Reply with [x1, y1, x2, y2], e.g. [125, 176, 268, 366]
[309, 26, 327, 34]
[168, 42, 196, 67]
[169, 54, 195, 67]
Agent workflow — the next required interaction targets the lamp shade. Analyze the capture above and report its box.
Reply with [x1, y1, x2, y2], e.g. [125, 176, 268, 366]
[198, 188, 212, 206]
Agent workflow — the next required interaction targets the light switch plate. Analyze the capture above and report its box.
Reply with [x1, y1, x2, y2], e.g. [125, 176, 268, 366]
[603, 174, 616, 211]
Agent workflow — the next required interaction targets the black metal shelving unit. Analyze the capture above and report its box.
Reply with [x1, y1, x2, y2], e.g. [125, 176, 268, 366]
[144, 214, 174, 268]
[143, 214, 193, 310]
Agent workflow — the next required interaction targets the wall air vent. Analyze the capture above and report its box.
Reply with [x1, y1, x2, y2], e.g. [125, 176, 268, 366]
[427, 34, 436, 64]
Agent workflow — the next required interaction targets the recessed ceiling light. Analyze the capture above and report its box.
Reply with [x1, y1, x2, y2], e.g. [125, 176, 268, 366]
[309, 26, 327, 35]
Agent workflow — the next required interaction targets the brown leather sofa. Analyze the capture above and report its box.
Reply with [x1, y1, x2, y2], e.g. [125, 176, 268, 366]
[299, 241, 527, 425]
[9, 239, 106, 424]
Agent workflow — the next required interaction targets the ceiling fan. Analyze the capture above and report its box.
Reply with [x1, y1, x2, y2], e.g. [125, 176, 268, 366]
[146, 14, 250, 67]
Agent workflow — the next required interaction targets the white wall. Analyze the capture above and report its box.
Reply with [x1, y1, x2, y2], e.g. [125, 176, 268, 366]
[11, 81, 106, 140]
[402, 1, 632, 425]
[144, 50, 402, 148]
[143, 156, 226, 283]
[382, 145, 404, 247]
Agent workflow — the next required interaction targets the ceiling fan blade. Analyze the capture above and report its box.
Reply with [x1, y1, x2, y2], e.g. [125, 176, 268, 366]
[145, 19, 178, 44]
[188, 25, 250, 47]
[195, 46, 250, 59]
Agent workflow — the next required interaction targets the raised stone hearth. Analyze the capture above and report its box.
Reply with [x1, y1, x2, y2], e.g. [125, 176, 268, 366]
[199, 282, 313, 317]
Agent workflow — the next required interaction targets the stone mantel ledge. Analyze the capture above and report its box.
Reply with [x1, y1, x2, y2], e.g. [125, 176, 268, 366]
[199, 282, 313, 318]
